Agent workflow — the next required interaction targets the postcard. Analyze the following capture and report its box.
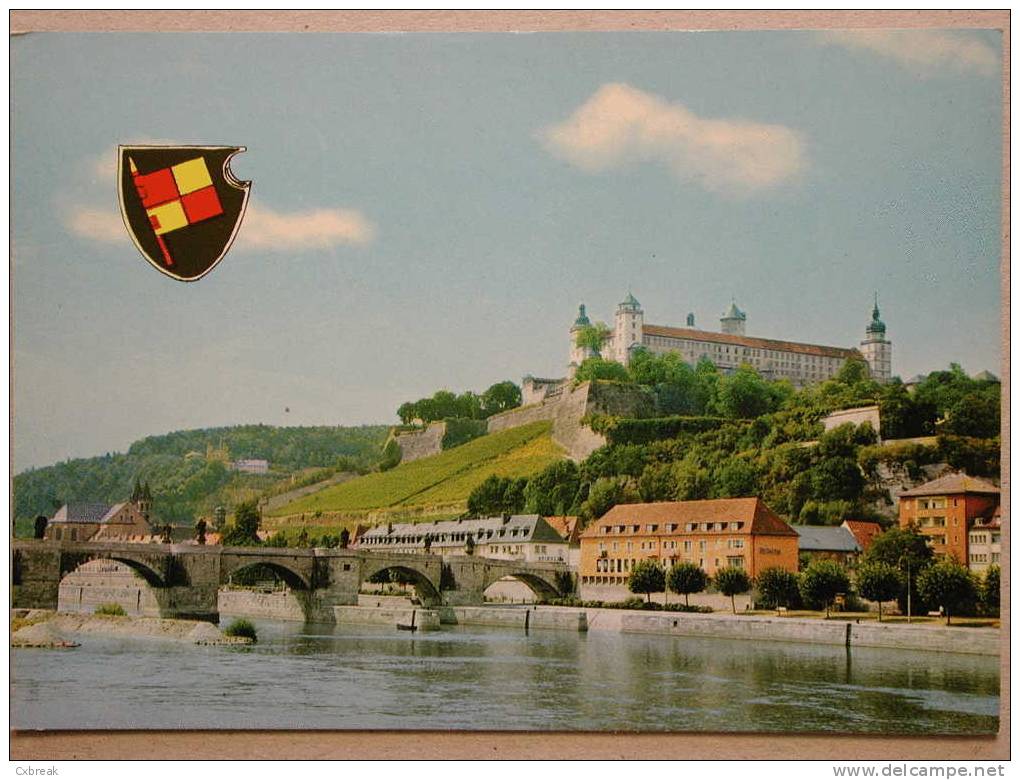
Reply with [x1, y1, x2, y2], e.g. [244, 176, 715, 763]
[9, 14, 1006, 756]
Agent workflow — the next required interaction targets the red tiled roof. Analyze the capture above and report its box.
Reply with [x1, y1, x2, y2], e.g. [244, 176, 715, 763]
[581, 498, 796, 538]
[544, 515, 580, 543]
[842, 520, 884, 552]
[899, 472, 1000, 497]
[643, 324, 858, 360]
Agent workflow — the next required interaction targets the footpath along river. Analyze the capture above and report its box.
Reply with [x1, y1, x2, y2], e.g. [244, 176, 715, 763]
[11, 618, 999, 733]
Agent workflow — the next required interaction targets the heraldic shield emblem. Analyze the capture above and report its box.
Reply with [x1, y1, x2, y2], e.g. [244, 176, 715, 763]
[118, 145, 251, 281]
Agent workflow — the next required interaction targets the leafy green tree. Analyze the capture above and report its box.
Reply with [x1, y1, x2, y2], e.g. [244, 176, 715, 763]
[481, 381, 522, 417]
[221, 500, 261, 546]
[523, 460, 580, 516]
[715, 456, 759, 498]
[627, 560, 665, 603]
[574, 322, 613, 355]
[799, 560, 851, 617]
[573, 357, 632, 384]
[714, 567, 752, 614]
[397, 402, 419, 425]
[581, 477, 633, 521]
[980, 565, 1000, 616]
[835, 357, 873, 386]
[855, 561, 903, 621]
[378, 439, 402, 472]
[468, 475, 528, 517]
[666, 562, 707, 606]
[637, 462, 676, 502]
[943, 391, 1000, 439]
[717, 366, 780, 419]
[672, 458, 712, 501]
[916, 561, 978, 625]
[755, 567, 801, 609]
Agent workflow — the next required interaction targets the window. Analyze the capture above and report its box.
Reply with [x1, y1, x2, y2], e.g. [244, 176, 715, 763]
[683, 541, 692, 552]
[728, 538, 744, 549]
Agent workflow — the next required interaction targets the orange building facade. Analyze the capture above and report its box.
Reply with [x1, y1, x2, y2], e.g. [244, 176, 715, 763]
[578, 498, 799, 587]
[897, 472, 1000, 565]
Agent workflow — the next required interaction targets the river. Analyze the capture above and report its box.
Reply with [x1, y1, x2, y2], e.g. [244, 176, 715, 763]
[11, 619, 999, 733]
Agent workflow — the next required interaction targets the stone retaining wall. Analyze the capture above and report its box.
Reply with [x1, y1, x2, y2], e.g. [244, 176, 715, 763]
[393, 422, 447, 463]
[334, 605, 441, 631]
[218, 589, 307, 622]
[439, 605, 587, 632]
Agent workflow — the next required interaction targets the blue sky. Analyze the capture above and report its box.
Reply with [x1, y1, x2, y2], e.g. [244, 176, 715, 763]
[12, 29, 1003, 470]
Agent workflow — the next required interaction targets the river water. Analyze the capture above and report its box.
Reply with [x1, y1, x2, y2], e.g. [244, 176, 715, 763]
[11, 619, 999, 733]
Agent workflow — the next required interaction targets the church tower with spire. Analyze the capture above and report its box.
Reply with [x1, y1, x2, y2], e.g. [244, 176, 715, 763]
[860, 295, 892, 382]
[568, 304, 595, 378]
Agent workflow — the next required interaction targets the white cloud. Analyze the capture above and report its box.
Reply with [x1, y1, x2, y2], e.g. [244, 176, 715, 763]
[65, 202, 376, 250]
[238, 205, 375, 250]
[66, 206, 125, 243]
[538, 83, 805, 195]
[816, 30, 998, 77]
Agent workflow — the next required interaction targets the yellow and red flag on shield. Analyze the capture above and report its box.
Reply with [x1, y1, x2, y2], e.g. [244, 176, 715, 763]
[118, 145, 250, 281]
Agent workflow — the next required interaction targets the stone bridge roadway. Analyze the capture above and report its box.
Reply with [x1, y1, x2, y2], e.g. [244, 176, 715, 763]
[12, 540, 574, 622]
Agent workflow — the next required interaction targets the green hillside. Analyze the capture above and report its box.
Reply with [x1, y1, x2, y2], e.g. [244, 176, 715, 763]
[267, 421, 563, 521]
[13, 424, 389, 531]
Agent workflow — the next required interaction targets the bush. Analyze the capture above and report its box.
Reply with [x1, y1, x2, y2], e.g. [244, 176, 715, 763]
[94, 603, 126, 617]
[224, 618, 257, 642]
[378, 439, 402, 472]
[586, 414, 735, 446]
[441, 418, 489, 449]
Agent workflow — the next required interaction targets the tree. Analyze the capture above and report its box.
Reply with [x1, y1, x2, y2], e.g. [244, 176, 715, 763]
[339, 528, 351, 549]
[222, 500, 261, 546]
[379, 439, 402, 472]
[194, 518, 207, 545]
[755, 567, 800, 609]
[916, 561, 977, 625]
[943, 391, 1000, 439]
[296, 529, 310, 548]
[481, 381, 522, 417]
[666, 562, 707, 606]
[863, 526, 933, 615]
[573, 357, 631, 384]
[574, 322, 612, 355]
[717, 366, 777, 419]
[523, 460, 580, 516]
[468, 475, 527, 517]
[715, 457, 759, 498]
[628, 560, 665, 603]
[799, 559, 850, 617]
[397, 402, 419, 426]
[980, 565, 1000, 616]
[582, 477, 633, 521]
[714, 567, 752, 614]
[33, 515, 48, 539]
[855, 561, 903, 621]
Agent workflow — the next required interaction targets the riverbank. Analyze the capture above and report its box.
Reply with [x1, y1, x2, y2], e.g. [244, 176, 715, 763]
[10, 610, 252, 647]
[327, 601, 1000, 656]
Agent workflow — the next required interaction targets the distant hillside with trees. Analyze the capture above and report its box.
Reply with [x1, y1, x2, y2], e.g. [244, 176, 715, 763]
[13, 424, 389, 531]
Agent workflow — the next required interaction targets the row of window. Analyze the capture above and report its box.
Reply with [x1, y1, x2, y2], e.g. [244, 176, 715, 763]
[643, 336, 841, 367]
[598, 538, 744, 553]
[969, 533, 1001, 545]
[969, 553, 1000, 564]
[361, 527, 530, 546]
[593, 554, 745, 573]
[599, 521, 746, 535]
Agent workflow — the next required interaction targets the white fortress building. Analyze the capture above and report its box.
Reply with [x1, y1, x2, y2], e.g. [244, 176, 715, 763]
[526, 292, 892, 405]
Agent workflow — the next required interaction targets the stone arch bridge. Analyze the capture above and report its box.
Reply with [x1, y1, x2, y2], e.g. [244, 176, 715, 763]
[12, 540, 573, 622]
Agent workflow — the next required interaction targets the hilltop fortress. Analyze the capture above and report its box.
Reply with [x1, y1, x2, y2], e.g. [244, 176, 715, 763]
[523, 292, 892, 406]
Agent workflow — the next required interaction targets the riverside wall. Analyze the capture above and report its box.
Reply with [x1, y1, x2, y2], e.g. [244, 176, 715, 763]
[438, 605, 588, 632]
[334, 605, 441, 631]
[218, 590, 307, 622]
[596, 609, 1000, 656]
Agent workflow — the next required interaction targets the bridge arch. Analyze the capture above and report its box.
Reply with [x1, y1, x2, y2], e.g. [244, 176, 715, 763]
[57, 558, 164, 616]
[219, 553, 313, 590]
[59, 551, 167, 589]
[359, 562, 442, 607]
[483, 570, 563, 602]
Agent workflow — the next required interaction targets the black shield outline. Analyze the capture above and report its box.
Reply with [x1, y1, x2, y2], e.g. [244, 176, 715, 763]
[117, 144, 251, 282]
